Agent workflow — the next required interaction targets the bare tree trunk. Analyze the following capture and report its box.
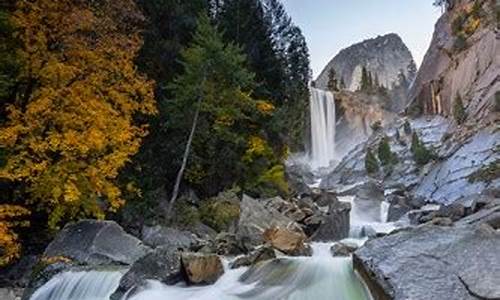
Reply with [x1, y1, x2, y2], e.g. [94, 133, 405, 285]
[168, 95, 203, 215]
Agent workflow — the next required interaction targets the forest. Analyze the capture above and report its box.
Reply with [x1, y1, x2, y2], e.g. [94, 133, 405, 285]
[0, 0, 310, 266]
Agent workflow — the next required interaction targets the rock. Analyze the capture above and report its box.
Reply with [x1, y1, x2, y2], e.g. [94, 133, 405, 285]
[180, 253, 224, 285]
[315, 33, 416, 111]
[0, 255, 38, 288]
[44, 220, 151, 266]
[386, 194, 412, 222]
[141, 225, 197, 249]
[236, 195, 304, 250]
[419, 203, 466, 224]
[199, 232, 246, 256]
[354, 224, 500, 300]
[0, 288, 23, 300]
[312, 191, 337, 207]
[330, 242, 358, 257]
[312, 200, 351, 242]
[261, 196, 306, 223]
[110, 245, 182, 300]
[230, 246, 277, 269]
[263, 227, 311, 256]
[457, 205, 500, 229]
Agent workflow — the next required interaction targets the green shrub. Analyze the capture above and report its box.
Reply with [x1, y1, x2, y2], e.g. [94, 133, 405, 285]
[453, 94, 467, 124]
[365, 148, 379, 175]
[377, 137, 397, 166]
[199, 198, 240, 232]
[411, 132, 434, 166]
[174, 201, 200, 227]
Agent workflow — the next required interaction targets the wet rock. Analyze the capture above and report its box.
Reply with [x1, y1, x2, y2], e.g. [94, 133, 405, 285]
[263, 227, 311, 256]
[111, 245, 182, 300]
[141, 225, 197, 249]
[230, 246, 277, 269]
[44, 220, 151, 266]
[330, 242, 358, 257]
[236, 195, 304, 250]
[312, 199, 351, 242]
[180, 253, 224, 285]
[354, 224, 500, 300]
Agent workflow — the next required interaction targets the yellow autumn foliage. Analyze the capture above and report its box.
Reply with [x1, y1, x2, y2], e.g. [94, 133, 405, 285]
[0, 205, 30, 266]
[0, 0, 156, 229]
[256, 100, 275, 115]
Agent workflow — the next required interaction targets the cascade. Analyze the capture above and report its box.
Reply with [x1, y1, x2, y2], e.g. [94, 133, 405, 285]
[29, 270, 124, 300]
[309, 88, 337, 170]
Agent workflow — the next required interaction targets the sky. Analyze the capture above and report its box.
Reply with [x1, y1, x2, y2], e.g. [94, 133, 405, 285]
[281, 0, 442, 78]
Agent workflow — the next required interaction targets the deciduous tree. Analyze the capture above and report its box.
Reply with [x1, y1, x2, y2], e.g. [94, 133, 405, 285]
[0, 0, 156, 229]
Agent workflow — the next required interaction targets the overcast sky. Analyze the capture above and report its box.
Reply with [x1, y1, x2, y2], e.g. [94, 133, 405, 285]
[281, 0, 442, 78]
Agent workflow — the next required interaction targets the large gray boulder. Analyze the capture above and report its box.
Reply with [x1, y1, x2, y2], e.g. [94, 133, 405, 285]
[110, 245, 182, 300]
[141, 225, 197, 249]
[44, 220, 151, 266]
[236, 195, 304, 249]
[354, 224, 500, 300]
[312, 198, 351, 242]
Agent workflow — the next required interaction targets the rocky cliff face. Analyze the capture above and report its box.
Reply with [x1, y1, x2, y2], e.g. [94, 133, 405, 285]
[315, 33, 417, 106]
[408, 0, 498, 123]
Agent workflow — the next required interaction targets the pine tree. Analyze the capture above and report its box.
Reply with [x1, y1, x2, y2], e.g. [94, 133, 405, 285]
[453, 94, 467, 125]
[327, 68, 339, 92]
[0, 3, 19, 124]
[168, 13, 283, 201]
[365, 148, 379, 175]
[360, 66, 370, 91]
[378, 137, 397, 166]
[411, 132, 434, 166]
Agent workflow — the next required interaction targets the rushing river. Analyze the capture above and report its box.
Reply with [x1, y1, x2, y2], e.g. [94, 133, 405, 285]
[29, 194, 395, 300]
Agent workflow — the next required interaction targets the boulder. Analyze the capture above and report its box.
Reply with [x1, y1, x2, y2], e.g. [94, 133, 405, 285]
[354, 224, 500, 300]
[230, 246, 277, 269]
[263, 227, 311, 256]
[110, 245, 182, 300]
[261, 196, 306, 223]
[457, 204, 500, 229]
[180, 253, 224, 285]
[312, 200, 351, 242]
[44, 220, 151, 266]
[236, 195, 304, 249]
[199, 232, 246, 256]
[141, 225, 197, 249]
[330, 242, 358, 257]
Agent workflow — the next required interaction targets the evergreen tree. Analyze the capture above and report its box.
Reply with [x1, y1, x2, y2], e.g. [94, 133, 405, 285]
[218, 0, 284, 101]
[327, 68, 339, 92]
[453, 94, 467, 125]
[365, 148, 379, 175]
[378, 137, 397, 166]
[360, 66, 370, 91]
[167, 14, 284, 199]
[411, 132, 434, 166]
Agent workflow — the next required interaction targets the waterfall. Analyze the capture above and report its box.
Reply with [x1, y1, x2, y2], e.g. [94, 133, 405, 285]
[128, 244, 371, 300]
[29, 270, 124, 300]
[309, 88, 336, 170]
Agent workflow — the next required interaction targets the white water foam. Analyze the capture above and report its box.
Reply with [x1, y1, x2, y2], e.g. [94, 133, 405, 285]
[30, 270, 124, 300]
